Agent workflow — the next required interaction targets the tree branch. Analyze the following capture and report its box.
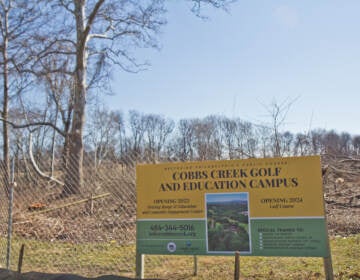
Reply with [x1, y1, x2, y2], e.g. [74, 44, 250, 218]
[28, 132, 64, 186]
[0, 117, 66, 137]
[84, 0, 106, 40]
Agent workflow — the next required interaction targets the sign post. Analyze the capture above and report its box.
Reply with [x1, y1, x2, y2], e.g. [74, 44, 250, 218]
[323, 256, 334, 280]
[136, 156, 333, 278]
[135, 251, 144, 279]
[234, 251, 240, 280]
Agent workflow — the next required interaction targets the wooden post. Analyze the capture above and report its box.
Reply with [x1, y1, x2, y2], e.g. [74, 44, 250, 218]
[193, 255, 198, 276]
[323, 256, 334, 280]
[323, 232, 334, 280]
[135, 252, 144, 279]
[234, 251, 240, 280]
[90, 193, 94, 215]
[6, 182, 15, 269]
[17, 244, 25, 273]
[321, 166, 334, 280]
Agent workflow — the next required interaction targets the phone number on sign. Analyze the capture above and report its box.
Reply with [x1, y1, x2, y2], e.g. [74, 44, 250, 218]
[150, 224, 195, 231]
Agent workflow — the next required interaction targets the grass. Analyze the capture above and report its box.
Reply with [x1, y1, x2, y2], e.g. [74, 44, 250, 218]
[0, 234, 359, 279]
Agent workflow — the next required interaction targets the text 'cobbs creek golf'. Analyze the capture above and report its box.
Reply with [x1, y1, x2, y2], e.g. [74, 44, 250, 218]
[159, 167, 299, 192]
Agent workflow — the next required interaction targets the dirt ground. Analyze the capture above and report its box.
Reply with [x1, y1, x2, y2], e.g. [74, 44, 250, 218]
[322, 155, 360, 236]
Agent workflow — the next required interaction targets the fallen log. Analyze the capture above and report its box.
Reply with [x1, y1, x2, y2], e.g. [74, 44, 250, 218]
[27, 193, 111, 216]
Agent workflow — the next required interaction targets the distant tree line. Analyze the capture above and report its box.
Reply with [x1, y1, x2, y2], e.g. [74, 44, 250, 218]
[84, 109, 359, 164]
[9, 106, 357, 170]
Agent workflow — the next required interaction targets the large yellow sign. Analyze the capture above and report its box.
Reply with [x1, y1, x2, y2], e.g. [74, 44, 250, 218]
[136, 156, 329, 257]
[137, 156, 324, 219]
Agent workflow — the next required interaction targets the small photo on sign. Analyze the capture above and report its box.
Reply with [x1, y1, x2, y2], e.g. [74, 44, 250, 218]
[206, 192, 251, 253]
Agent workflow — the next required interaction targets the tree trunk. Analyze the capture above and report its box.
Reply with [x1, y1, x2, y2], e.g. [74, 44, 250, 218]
[63, 0, 87, 196]
[61, 121, 71, 171]
[1, 8, 11, 198]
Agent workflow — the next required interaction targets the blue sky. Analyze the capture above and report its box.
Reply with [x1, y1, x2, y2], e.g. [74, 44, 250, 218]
[206, 192, 248, 203]
[105, 1, 360, 135]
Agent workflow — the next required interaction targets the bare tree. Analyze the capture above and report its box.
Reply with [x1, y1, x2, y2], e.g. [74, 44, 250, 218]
[339, 132, 351, 155]
[234, 119, 256, 158]
[309, 129, 325, 155]
[323, 130, 341, 155]
[352, 135, 360, 155]
[281, 131, 294, 156]
[222, 117, 237, 159]
[175, 119, 196, 161]
[85, 104, 122, 168]
[127, 110, 146, 160]
[143, 113, 174, 162]
[255, 124, 272, 158]
[24, 0, 235, 194]
[192, 117, 219, 160]
[294, 132, 310, 156]
[39, 58, 75, 172]
[0, 0, 45, 195]
[207, 115, 225, 160]
[261, 98, 297, 157]
[242, 121, 257, 158]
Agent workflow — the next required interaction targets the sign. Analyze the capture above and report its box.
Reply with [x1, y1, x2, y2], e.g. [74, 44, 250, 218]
[136, 156, 330, 257]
